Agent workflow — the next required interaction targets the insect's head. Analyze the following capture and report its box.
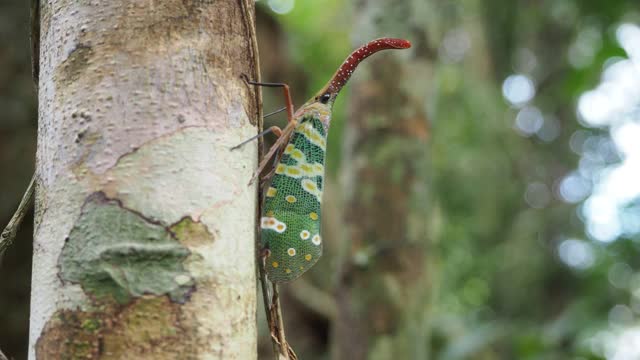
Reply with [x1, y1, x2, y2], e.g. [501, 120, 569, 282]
[313, 90, 335, 107]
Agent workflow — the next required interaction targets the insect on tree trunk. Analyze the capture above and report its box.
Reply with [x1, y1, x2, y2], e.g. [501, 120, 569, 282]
[30, 1, 260, 359]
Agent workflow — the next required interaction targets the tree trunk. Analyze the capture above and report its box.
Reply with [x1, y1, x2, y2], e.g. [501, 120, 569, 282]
[333, 1, 435, 359]
[30, 1, 260, 359]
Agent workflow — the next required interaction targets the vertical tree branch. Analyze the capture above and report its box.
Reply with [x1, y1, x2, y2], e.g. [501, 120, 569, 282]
[0, 175, 35, 257]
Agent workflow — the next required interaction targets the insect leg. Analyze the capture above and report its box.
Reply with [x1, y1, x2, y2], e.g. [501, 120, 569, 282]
[263, 106, 287, 119]
[260, 147, 286, 186]
[230, 126, 283, 151]
[241, 74, 295, 124]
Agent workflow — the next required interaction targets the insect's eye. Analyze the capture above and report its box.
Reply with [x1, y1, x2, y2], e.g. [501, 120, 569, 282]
[319, 93, 331, 104]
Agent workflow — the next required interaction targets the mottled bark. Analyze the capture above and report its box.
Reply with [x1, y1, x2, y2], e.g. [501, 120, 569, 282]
[333, 1, 435, 359]
[30, 1, 260, 359]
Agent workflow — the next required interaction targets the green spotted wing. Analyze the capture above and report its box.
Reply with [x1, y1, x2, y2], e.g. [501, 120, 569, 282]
[261, 115, 327, 282]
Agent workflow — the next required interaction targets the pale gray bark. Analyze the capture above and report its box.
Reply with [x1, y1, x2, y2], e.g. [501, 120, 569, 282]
[30, 1, 260, 358]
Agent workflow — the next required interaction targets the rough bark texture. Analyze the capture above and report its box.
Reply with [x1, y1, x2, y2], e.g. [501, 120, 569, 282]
[30, 1, 259, 359]
[333, 0, 434, 359]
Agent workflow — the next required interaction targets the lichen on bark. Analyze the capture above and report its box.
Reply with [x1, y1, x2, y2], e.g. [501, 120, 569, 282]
[59, 192, 195, 304]
[170, 216, 215, 247]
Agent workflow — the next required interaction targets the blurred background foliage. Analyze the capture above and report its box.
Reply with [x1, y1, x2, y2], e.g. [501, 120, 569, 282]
[1, 0, 640, 359]
[0, 0, 36, 358]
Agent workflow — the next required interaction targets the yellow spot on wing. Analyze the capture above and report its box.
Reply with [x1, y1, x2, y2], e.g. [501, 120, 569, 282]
[286, 167, 302, 176]
[299, 123, 327, 150]
[311, 134, 323, 145]
[287, 248, 296, 256]
[286, 195, 297, 203]
[305, 254, 312, 261]
[266, 187, 277, 197]
[302, 179, 317, 192]
[272, 261, 279, 268]
[275, 164, 285, 174]
[291, 149, 305, 160]
[285, 269, 292, 274]
[301, 179, 322, 202]
[309, 212, 318, 220]
[284, 144, 295, 154]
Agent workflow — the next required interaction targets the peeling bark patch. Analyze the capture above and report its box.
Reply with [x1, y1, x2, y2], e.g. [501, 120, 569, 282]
[170, 216, 215, 247]
[59, 193, 195, 304]
[36, 296, 199, 360]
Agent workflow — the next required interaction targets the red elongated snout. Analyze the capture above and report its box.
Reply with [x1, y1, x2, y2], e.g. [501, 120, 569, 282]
[327, 38, 411, 95]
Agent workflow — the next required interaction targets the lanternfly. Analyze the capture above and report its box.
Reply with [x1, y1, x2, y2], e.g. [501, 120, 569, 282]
[242, 38, 411, 282]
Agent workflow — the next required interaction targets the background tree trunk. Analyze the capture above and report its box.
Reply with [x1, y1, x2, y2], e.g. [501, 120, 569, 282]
[332, 0, 527, 358]
[30, 1, 260, 359]
[332, 1, 434, 359]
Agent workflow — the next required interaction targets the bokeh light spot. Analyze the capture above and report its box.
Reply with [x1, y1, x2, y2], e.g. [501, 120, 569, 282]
[617, 23, 640, 60]
[268, 0, 295, 14]
[502, 74, 536, 107]
[557, 238, 595, 270]
[608, 304, 634, 327]
[514, 106, 543, 136]
[440, 28, 471, 63]
[558, 172, 591, 203]
[524, 182, 551, 209]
